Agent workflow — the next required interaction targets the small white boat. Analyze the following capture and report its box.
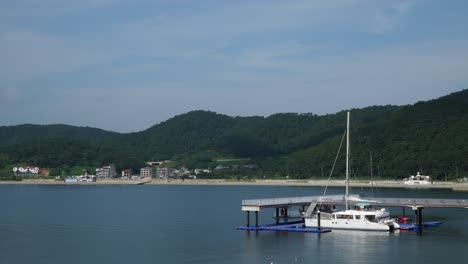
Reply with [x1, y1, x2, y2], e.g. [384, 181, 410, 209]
[404, 172, 432, 185]
[64, 177, 78, 183]
[77, 176, 96, 182]
[64, 175, 96, 183]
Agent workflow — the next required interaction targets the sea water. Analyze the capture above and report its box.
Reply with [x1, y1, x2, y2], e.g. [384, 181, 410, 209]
[0, 184, 467, 264]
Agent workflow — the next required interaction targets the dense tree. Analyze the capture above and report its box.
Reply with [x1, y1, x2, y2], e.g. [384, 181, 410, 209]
[0, 153, 8, 168]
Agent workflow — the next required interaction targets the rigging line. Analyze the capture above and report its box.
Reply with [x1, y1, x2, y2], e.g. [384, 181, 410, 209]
[319, 129, 347, 206]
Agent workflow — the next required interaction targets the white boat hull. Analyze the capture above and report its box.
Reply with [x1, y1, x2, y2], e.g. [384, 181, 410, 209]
[305, 218, 391, 231]
[64, 178, 78, 183]
[404, 181, 432, 185]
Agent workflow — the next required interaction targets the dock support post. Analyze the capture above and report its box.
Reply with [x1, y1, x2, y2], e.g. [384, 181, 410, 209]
[302, 206, 306, 223]
[255, 211, 259, 228]
[284, 208, 288, 223]
[402, 206, 406, 217]
[417, 207, 423, 232]
[246, 211, 250, 227]
[413, 206, 424, 234]
[317, 211, 321, 231]
[275, 208, 279, 224]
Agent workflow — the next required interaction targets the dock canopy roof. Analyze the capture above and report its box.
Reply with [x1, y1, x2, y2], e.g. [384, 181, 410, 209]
[242, 195, 468, 212]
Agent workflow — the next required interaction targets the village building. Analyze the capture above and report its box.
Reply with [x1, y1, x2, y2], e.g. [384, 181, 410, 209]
[96, 164, 117, 179]
[121, 169, 132, 179]
[156, 167, 176, 179]
[13, 166, 40, 176]
[140, 167, 153, 178]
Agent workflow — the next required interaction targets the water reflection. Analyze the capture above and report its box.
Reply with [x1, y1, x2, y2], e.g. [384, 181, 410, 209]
[1, 185, 467, 264]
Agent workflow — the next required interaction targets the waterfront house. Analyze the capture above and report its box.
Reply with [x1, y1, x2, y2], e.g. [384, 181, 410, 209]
[96, 164, 117, 179]
[13, 166, 40, 176]
[140, 167, 153, 178]
[156, 167, 175, 179]
[122, 169, 132, 179]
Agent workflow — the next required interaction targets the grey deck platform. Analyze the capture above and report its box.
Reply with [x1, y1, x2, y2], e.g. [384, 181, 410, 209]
[242, 195, 468, 211]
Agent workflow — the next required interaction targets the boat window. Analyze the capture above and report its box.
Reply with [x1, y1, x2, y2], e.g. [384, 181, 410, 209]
[365, 215, 377, 222]
[355, 215, 361, 220]
[336, 214, 351, 219]
[320, 205, 333, 213]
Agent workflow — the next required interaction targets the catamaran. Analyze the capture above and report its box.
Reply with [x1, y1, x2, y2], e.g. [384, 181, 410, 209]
[304, 112, 399, 231]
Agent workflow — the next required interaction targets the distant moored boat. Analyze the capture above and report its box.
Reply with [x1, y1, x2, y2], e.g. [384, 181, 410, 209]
[403, 172, 432, 185]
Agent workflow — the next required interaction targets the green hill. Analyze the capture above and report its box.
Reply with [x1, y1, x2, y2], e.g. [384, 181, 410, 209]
[0, 124, 119, 147]
[0, 89, 466, 179]
[288, 89, 468, 179]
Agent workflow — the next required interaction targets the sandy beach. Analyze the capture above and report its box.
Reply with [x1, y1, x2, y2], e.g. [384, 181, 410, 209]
[149, 179, 468, 191]
[0, 179, 153, 185]
[1, 178, 468, 191]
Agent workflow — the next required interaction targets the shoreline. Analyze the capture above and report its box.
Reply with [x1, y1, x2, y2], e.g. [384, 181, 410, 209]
[1, 178, 467, 191]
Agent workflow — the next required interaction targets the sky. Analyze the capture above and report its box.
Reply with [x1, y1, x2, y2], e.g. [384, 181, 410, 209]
[1, 0, 468, 133]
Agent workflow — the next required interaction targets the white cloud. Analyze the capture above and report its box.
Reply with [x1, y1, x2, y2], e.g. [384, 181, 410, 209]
[0, 0, 418, 82]
[1, 0, 467, 131]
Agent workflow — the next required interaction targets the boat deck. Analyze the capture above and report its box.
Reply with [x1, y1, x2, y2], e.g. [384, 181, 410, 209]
[372, 198, 468, 208]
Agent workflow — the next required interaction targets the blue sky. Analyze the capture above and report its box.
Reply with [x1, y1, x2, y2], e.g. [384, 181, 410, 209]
[1, 0, 468, 132]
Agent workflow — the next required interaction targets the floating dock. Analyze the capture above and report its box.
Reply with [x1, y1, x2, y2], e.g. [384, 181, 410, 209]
[237, 222, 331, 233]
[240, 195, 466, 233]
[399, 221, 443, 231]
[237, 221, 442, 233]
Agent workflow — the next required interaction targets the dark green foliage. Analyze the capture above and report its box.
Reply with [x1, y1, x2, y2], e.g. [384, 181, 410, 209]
[172, 151, 219, 170]
[0, 124, 119, 147]
[0, 153, 8, 168]
[0, 89, 466, 179]
[121, 110, 237, 159]
[287, 90, 468, 179]
[1, 139, 145, 175]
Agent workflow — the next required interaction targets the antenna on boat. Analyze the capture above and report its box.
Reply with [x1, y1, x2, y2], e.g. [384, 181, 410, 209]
[370, 150, 374, 198]
[345, 111, 350, 209]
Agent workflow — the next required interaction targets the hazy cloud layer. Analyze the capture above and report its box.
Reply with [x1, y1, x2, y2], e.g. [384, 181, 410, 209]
[1, 0, 467, 132]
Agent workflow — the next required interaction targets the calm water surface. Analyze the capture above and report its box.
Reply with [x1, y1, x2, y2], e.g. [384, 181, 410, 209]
[0, 185, 467, 264]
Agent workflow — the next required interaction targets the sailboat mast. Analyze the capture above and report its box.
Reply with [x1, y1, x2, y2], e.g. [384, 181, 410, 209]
[345, 111, 350, 209]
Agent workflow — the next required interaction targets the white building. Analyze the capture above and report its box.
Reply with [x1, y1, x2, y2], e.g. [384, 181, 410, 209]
[195, 169, 212, 175]
[13, 166, 39, 175]
[122, 169, 132, 179]
[140, 167, 153, 178]
[96, 164, 117, 179]
[156, 167, 176, 179]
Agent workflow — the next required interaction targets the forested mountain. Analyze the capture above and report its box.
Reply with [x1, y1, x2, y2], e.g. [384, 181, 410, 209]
[0, 89, 466, 179]
[0, 124, 119, 147]
[288, 89, 468, 179]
